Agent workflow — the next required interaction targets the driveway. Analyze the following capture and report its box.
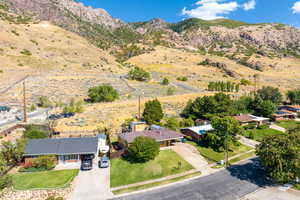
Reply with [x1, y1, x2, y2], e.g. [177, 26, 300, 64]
[113, 158, 273, 200]
[242, 187, 300, 200]
[270, 124, 286, 132]
[171, 143, 216, 175]
[70, 158, 113, 200]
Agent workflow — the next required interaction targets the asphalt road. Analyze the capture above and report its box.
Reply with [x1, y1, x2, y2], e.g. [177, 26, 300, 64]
[113, 158, 273, 200]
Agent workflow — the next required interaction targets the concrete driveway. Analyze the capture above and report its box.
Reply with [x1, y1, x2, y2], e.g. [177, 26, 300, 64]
[242, 187, 300, 200]
[70, 158, 113, 200]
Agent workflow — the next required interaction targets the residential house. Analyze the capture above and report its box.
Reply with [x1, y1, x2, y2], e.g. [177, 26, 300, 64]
[119, 129, 184, 148]
[272, 110, 297, 121]
[234, 114, 269, 126]
[181, 124, 214, 141]
[23, 137, 99, 166]
[279, 105, 300, 113]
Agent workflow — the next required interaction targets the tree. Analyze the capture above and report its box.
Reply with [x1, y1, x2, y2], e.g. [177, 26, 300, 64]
[233, 96, 253, 114]
[182, 93, 237, 120]
[38, 96, 52, 108]
[128, 67, 150, 81]
[251, 97, 276, 118]
[23, 125, 48, 139]
[32, 155, 56, 170]
[209, 116, 242, 152]
[161, 78, 169, 85]
[287, 89, 300, 104]
[143, 99, 164, 124]
[256, 131, 300, 183]
[63, 99, 84, 113]
[164, 117, 180, 131]
[0, 155, 8, 175]
[0, 139, 27, 166]
[128, 136, 160, 162]
[180, 117, 195, 128]
[257, 86, 283, 105]
[88, 84, 119, 103]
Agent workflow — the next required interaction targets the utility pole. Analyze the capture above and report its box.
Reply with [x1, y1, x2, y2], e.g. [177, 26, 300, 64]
[224, 132, 229, 168]
[138, 95, 141, 120]
[23, 80, 27, 123]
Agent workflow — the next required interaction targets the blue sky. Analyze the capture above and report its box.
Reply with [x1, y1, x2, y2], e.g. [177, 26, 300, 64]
[78, 0, 300, 27]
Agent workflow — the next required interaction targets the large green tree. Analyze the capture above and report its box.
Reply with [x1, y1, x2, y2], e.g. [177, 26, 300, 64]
[250, 97, 276, 118]
[287, 89, 300, 104]
[257, 86, 283, 105]
[256, 128, 300, 183]
[128, 136, 160, 163]
[182, 93, 236, 120]
[128, 67, 150, 82]
[208, 116, 242, 152]
[88, 84, 119, 103]
[143, 99, 164, 124]
[23, 125, 48, 139]
[0, 139, 27, 166]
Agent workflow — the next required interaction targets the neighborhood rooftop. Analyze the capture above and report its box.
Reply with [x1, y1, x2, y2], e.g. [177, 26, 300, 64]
[234, 114, 269, 123]
[119, 130, 184, 143]
[24, 137, 99, 156]
[181, 124, 214, 136]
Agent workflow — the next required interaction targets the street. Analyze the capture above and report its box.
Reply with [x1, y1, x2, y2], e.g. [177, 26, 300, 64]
[113, 158, 273, 200]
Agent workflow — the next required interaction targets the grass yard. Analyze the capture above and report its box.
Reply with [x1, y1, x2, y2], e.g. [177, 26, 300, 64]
[12, 169, 79, 190]
[243, 128, 284, 142]
[294, 184, 300, 191]
[276, 120, 300, 130]
[229, 151, 256, 164]
[112, 171, 201, 195]
[110, 150, 194, 187]
[187, 141, 252, 164]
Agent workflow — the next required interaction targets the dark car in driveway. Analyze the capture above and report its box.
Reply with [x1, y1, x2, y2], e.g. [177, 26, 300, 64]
[81, 159, 93, 170]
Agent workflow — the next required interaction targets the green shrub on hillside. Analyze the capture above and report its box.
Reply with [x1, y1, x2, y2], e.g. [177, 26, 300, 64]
[128, 67, 150, 82]
[88, 84, 119, 103]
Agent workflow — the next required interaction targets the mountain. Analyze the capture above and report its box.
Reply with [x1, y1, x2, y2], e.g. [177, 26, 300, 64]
[3, 0, 300, 60]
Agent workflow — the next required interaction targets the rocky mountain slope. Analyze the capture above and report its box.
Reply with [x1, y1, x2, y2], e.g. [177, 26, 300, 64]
[3, 0, 300, 60]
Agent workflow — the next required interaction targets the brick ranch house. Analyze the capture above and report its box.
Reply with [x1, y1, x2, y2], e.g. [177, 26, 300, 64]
[181, 124, 214, 141]
[234, 114, 269, 126]
[23, 137, 99, 166]
[118, 129, 184, 148]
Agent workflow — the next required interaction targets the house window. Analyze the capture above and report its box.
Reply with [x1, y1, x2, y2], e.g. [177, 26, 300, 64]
[63, 155, 79, 161]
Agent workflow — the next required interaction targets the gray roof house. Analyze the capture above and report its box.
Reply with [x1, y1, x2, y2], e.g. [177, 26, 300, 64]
[24, 137, 99, 166]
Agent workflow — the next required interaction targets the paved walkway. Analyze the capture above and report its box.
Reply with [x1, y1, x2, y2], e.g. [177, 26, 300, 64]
[270, 124, 286, 132]
[239, 136, 260, 148]
[70, 158, 113, 200]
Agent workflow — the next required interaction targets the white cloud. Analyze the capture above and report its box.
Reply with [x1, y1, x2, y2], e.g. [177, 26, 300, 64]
[292, 1, 300, 14]
[182, 0, 239, 20]
[243, 0, 256, 11]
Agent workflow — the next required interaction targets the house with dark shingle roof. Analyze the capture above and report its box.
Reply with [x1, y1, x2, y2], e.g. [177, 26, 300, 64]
[23, 137, 99, 166]
[119, 129, 184, 148]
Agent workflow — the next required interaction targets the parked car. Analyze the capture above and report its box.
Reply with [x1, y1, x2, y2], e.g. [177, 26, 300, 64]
[99, 156, 109, 168]
[81, 159, 93, 170]
[63, 112, 75, 118]
[48, 114, 62, 120]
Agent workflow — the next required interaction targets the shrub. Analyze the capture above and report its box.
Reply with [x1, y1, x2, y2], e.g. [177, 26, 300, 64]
[240, 79, 251, 86]
[128, 67, 150, 81]
[38, 96, 52, 108]
[45, 196, 64, 200]
[257, 124, 269, 129]
[180, 118, 195, 127]
[177, 76, 188, 81]
[88, 84, 119, 103]
[0, 175, 12, 190]
[128, 136, 160, 163]
[164, 117, 180, 131]
[20, 49, 32, 56]
[248, 131, 255, 139]
[24, 125, 48, 139]
[30, 104, 36, 112]
[142, 99, 164, 124]
[63, 99, 84, 113]
[24, 125, 47, 139]
[0, 69, 3, 73]
[244, 123, 256, 130]
[167, 87, 175, 95]
[161, 77, 169, 85]
[32, 156, 56, 170]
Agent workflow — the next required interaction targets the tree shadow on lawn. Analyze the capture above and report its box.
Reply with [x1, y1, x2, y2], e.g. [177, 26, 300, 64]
[227, 157, 275, 188]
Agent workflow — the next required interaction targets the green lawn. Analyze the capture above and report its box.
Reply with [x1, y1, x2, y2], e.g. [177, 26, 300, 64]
[110, 150, 194, 187]
[12, 169, 79, 190]
[294, 184, 300, 191]
[243, 128, 284, 142]
[113, 172, 201, 195]
[229, 151, 256, 164]
[187, 141, 252, 164]
[276, 120, 300, 130]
